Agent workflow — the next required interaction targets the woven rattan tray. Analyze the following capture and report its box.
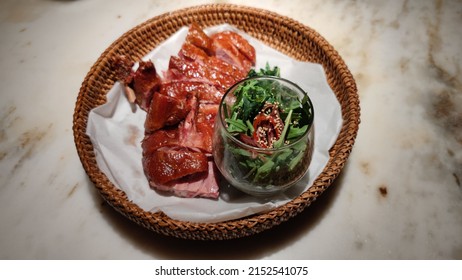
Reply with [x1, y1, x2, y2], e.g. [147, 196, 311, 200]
[73, 4, 360, 240]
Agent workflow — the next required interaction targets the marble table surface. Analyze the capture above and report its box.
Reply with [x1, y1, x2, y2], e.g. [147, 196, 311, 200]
[1, 0, 461, 259]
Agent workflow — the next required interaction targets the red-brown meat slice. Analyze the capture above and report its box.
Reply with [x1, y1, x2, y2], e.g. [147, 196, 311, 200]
[167, 56, 237, 91]
[218, 31, 256, 64]
[195, 103, 218, 153]
[204, 56, 247, 81]
[141, 128, 180, 155]
[144, 93, 190, 133]
[148, 160, 219, 199]
[132, 61, 161, 111]
[160, 81, 223, 104]
[177, 97, 207, 153]
[143, 147, 208, 185]
[210, 31, 255, 73]
[179, 42, 247, 81]
[179, 42, 209, 62]
[159, 161, 219, 199]
[185, 22, 212, 53]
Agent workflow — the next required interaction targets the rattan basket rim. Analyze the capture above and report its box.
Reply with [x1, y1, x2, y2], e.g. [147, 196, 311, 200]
[72, 3, 360, 240]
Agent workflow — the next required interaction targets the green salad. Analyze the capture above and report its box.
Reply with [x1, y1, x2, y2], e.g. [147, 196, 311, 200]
[222, 64, 314, 186]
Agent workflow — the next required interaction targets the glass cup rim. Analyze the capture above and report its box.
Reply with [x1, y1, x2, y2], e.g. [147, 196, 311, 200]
[218, 75, 315, 152]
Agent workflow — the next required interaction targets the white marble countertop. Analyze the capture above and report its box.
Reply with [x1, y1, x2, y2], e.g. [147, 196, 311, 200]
[1, 0, 461, 259]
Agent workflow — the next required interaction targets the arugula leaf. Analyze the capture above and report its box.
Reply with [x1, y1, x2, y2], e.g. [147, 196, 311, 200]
[273, 109, 293, 148]
[247, 62, 281, 77]
[254, 159, 275, 181]
[225, 118, 247, 133]
[289, 150, 305, 170]
[287, 125, 308, 140]
[246, 120, 254, 133]
[230, 147, 252, 157]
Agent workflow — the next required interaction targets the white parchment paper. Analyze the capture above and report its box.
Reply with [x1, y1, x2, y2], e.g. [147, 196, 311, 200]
[86, 24, 342, 222]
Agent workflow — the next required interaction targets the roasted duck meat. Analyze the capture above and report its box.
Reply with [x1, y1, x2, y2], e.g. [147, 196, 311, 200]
[114, 23, 256, 198]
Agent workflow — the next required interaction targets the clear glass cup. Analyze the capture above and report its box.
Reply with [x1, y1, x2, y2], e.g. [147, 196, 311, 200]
[213, 76, 315, 197]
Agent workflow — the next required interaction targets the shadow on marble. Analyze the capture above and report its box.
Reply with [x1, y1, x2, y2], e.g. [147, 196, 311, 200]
[89, 164, 348, 259]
